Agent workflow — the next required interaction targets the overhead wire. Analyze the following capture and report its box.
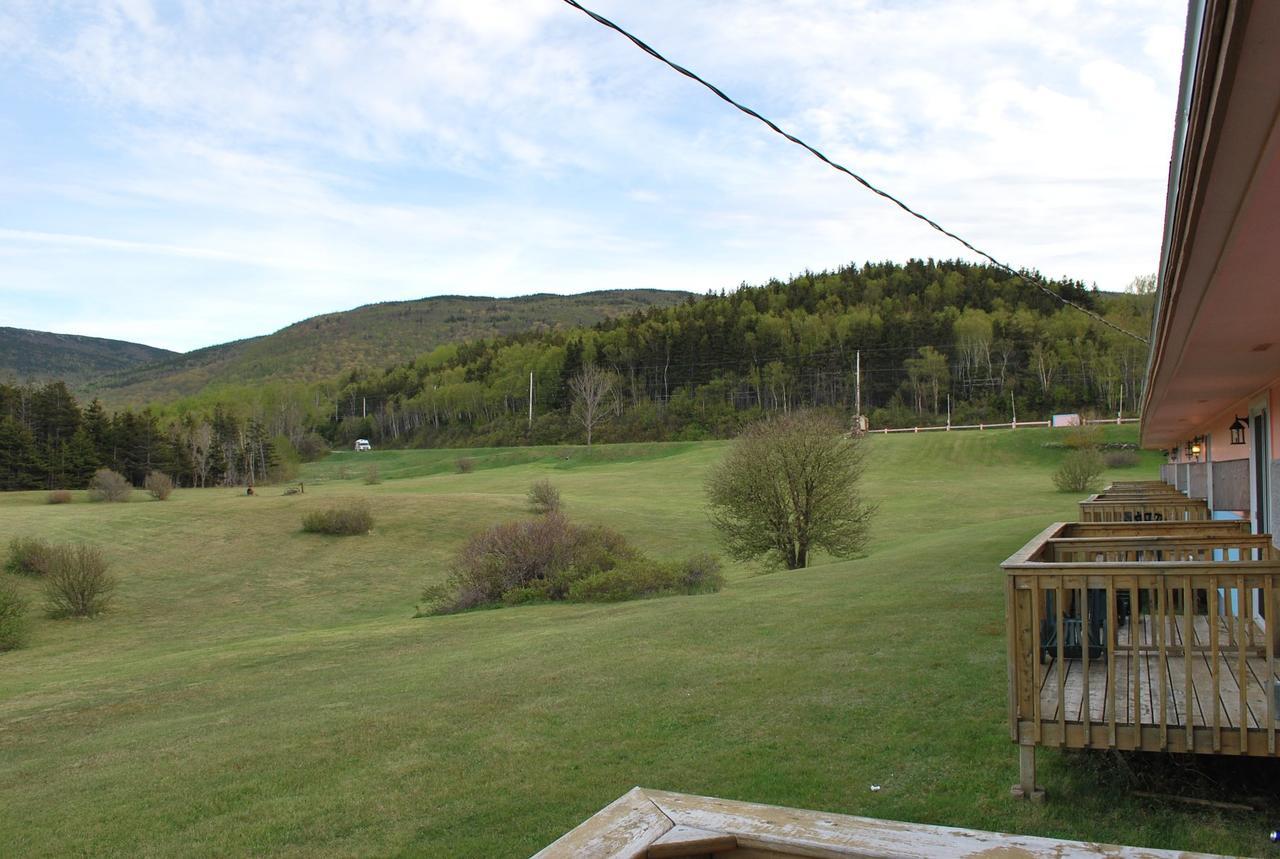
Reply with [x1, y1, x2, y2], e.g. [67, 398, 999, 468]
[556, 0, 1149, 344]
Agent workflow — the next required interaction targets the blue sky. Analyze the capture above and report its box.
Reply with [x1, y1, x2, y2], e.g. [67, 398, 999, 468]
[1, 0, 1186, 352]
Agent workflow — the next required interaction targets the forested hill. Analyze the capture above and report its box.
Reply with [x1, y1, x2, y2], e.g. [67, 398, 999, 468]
[334, 259, 1152, 448]
[0, 328, 176, 389]
[82, 289, 695, 405]
[0, 260, 1153, 491]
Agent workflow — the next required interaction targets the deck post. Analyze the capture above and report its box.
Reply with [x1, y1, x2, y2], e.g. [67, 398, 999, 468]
[1010, 744, 1045, 802]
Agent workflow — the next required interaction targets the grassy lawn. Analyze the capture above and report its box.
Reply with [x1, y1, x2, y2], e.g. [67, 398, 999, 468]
[0, 428, 1269, 856]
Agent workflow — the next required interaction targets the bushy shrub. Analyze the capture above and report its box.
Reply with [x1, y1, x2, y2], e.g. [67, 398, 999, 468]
[567, 561, 682, 602]
[421, 513, 722, 614]
[43, 544, 115, 618]
[301, 500, 373, 535]
[144, 471, 174, 501]
[364, 464, 382, 485]
[455, 457, 475, 474]
[527, 479, 562, 515]
[46, 490, 73, 505]
[296, 432, 330, 462]
[676, 552, 725, 593]
[0, 579, 29, 651]
[1063, 423, 1103, 450]
[567, 553, 725, 602]
[88, 468, 132, 503]
[6, 537, 54, 576]
[1054, 448, 1106, 493]
[1103, 450, 1140, 468]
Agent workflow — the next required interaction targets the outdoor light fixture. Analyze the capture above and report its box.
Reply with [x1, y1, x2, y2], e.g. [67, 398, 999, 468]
[1191, 438, 1203, 457]
[1230, 415, 1249, 445]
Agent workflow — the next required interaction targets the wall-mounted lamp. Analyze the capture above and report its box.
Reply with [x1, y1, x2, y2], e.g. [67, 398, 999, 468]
[1230, 415, 1249, 445]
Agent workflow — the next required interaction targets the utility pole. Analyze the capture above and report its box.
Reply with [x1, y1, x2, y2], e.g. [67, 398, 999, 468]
[946, 394, 951, 430]
[1010, 391, 1017, 428]
[854, 350, 861, 424]
[528, 372, 534, 429]
[362, 397, 367, 419]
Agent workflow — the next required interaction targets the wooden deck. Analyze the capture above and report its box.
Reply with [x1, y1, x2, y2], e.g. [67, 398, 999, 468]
[1040, 615, 1276, 730]
[1004, 495, 1280, 798]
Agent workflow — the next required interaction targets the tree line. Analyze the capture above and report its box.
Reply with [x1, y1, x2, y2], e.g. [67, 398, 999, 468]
[327, 259, 1152, 448]
[0, 381, 291, 490]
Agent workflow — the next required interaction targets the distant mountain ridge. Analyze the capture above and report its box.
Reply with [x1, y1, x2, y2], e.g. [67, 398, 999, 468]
[7, 289, 694, 405]
[0, 327, 177, 389]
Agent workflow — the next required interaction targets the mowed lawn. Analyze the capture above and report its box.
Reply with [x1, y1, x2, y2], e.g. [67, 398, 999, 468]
[0, 429, 1266, 857]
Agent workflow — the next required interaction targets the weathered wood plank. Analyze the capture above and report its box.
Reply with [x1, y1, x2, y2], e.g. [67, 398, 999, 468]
[647, 825, 737, 858]
[644, 789, 1235, 858]
[532, 787, 673, 859]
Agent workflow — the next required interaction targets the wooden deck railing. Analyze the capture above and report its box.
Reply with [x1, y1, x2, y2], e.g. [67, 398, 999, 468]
[1005, 523, 1280, 760]
[1078, 494, 1210, 522]
[1058, 520, 1251, 539]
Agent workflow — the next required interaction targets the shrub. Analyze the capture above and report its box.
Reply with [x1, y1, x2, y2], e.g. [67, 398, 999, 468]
[676, 552, 725, 593]
[527, 479, 562, 515]
[364, 464, 382, 485]
[296, 432, 330, 462]
[1103, 450, 1140, 468]
[0, 579, 29, 651]
[1063, 422, 1103, 450]
[144, 471, 174, 501]
[1054, 448, 1106, 493]
[455, 457, 475, 474]
[421, 513, 722, 614]
[567, 561, 681, 602]
[6, 537, 54, 576]
[301, 500, 373, 535]
[567, 554, 726, 602]
[43, 544, 115, 618]
[46, 490, 73, 505]
[88, 468, 132, 502]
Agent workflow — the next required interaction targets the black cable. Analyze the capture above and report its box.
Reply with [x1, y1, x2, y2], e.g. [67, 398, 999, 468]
[557, 0, 1149, 345]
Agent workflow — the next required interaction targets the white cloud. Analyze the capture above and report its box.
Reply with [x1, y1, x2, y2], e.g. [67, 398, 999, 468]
[0, 0, 1186, 350]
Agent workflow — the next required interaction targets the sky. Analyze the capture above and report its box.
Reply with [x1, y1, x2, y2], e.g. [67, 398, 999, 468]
[0, 0, 1187, 352]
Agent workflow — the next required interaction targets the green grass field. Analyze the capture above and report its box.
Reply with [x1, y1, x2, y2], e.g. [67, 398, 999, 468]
[0, 428, 1269, 857]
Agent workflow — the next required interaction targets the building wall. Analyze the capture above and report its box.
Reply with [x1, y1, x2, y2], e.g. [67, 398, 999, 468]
[1213, 458, 1250, 511]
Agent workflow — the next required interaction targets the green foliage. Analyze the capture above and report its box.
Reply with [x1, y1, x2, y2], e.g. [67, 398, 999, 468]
[43, 543, 115, 618]
[706, 411, 876, 569]
[301, 500, 373, 536]
[6, 537, 54, 576]
[363, 464, 381, 485]
[526, 479, 561, 514]
[144, 471, 174, 500]
[0, 578, 29, 651]
[319, 261, 1153, 451]
[88, 468, 132, 502]
[1053, 448, 1106, 492]
[567, 554, 724, 602]
[454, 457, 475, 474]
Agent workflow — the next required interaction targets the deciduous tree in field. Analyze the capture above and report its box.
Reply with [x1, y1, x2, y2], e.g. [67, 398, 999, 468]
[569, 363, 617, 447]
[706, 411, 875, 570]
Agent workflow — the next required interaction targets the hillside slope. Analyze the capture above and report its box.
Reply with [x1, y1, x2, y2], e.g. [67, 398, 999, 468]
[1, 430, 1259, 857]
[0, 327, 177, 389]
[78, 289, 692, 405]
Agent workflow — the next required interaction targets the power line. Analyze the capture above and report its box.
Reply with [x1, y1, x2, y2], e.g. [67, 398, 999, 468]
[557, 0, 1149, 345]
